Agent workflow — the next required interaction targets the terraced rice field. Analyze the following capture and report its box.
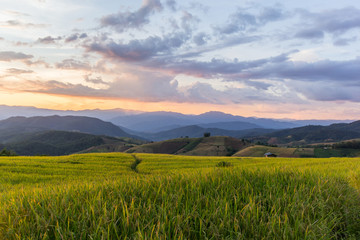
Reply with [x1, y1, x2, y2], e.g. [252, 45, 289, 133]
[0, 153, 359, 239]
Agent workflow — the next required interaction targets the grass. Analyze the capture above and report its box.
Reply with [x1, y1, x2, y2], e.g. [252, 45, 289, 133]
[130, 154, 142, 172]
[314, 148, 360, 158]
[234, 145, 301, 157]
[216, 161, 233, 167]
[0, 153, 360, 239]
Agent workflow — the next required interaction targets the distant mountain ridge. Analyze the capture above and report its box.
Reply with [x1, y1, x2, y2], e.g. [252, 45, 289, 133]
[141, 125, 275, 141]
[0, 115, 143, 141]
[0, 105, 353, 133]
[110, 111, 300, 132]
[259, 121, 360, 145]
[0, 130, 139, 156]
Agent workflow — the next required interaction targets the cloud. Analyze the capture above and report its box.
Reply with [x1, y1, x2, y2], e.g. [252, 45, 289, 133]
[6, 68, 33, 74]
[180, 11, 199, 32]
[165, 0, 177, 11]
[65, 33, 88, 42]
[258, 6, 285, 23]
[2, 10, 29, 17]
[87, 32, 189, 62]
[0, 51, 33, 61]
[294, 29, 324, 39]
[295, 7, 360, 40]
[36, 36, 62, 44]
[333, 37, 357, 46]
[65, 34, 79, 42]
[193, 32, 208, 46]
[290, 81, 360, 102]
[146, 51, 296, 78]
[84, 75, 108, 85]
[13, 41, 29, 46]
[55, 59, 91, 70]
[16, 70, 183, 102]
[100, 0, 163, 32]
[215, 6, 286, 35]
[216, 11, 257, 35]
[180, 81, 297, 104]
[239, 57, 360, 83]
[0, 20, 48, 28]
[8, 75, 282, 105]
[24, 59, 49, 67]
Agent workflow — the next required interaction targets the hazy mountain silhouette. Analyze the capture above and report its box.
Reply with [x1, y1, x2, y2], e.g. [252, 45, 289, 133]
[141, 125, 275, 141]
[259, 120, 360, 145]
[0, 115, 143, 141]
[1, 130, 138, 156]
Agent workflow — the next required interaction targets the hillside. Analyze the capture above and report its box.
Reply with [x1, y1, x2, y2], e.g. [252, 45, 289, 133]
[258, 120, 360, 146]
[2, 131, 139, 156]
[111, 111, 300, 132]
[234, 145, 315, 158]
[142, 125, 275, 141]
[0, 115, 142, 142]
[126, 136, 250, 156]
[198, 121, 261, 130]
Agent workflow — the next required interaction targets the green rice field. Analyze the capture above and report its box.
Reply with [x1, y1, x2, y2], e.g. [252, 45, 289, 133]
[0, 153, 360, 239]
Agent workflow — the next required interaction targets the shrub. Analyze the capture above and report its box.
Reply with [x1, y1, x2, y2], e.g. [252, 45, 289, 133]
[216, 161, 233, 167]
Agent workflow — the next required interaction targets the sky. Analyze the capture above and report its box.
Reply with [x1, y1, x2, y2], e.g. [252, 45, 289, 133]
[1, 0, 360, 119]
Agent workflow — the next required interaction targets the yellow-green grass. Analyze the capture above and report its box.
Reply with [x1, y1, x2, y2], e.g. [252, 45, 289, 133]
[234, 145, 315, 158]
[181, 136, 245, 156]
[0, 153, 360, 239]
[127, 136, 248, 156]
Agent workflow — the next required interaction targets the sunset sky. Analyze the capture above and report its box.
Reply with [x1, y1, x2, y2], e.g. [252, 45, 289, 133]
[1, 0, 360, 119]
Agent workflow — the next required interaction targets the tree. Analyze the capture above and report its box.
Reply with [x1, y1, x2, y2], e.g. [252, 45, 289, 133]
[203, 132, 211, 137]
[0, 148, 17, 156]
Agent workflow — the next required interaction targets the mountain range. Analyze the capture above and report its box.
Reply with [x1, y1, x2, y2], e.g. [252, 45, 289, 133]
[0, 131, 137, 156]
[1, 106, 360, 156]
[0, 115, 143, 144]
[139, 125, 275, 142]
[257, 121, 360, 146]
[0, 105, 353, 133]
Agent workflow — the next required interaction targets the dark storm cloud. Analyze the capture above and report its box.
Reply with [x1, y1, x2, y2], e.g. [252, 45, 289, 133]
[100, 0, 163, 32]
[0, 51, 33, 61]
[295, 7, 360, 40]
